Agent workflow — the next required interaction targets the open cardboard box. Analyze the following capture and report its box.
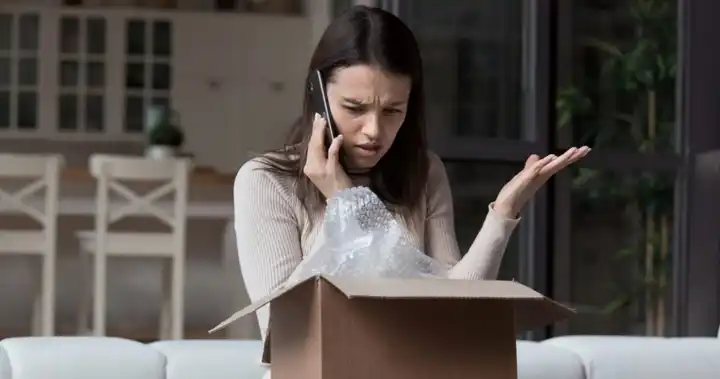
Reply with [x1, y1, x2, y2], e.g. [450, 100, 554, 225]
[210, 275, 574, 379]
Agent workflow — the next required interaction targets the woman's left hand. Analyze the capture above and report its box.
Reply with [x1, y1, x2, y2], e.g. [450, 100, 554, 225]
[493, 146, 591, 218]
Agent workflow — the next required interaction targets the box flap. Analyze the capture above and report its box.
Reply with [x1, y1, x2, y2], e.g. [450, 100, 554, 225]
[322, 276, 575, 331]
[208, 275, 315, 334]
[322, 276, 543, 299]
[209, 275, 575, 334]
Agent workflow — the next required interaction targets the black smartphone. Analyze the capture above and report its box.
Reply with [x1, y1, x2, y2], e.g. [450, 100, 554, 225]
[308, 70, 339, 149]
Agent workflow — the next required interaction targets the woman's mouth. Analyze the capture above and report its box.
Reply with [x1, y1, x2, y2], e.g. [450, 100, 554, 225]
[354, 144, 381, 156]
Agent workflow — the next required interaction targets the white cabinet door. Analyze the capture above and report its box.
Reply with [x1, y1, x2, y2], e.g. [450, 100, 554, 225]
[172, 14, 311, 173]
[171, 14, 235, 170]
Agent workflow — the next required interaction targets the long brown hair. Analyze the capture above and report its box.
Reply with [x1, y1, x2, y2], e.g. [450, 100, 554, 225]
[261, 5, 429, 215]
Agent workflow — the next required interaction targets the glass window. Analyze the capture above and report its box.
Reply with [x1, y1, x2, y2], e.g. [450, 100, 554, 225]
[567, 169, 674, 335]
[60, 60, 79, 87]
[60, 17, 80, 54]
[0, 58, 11, 87]
[124, 19, 172, 133]
[0, 12, 40, 131]
[18, 14, 39, 51]
[555, 0, 679, 336]
[124, 95, 144, 132]
[396, 0, 524, 140]
[59, 94, 78, 130]
[0, 91, 9, 128]
[18, 58, 37, 86]
[86, 94, 104, 132]
[126, 20, 145, 56]
[152, 21, 172, 57]
[17, 91, 37, 129]
[58, 15, 107, 132]
[555, 0, 678, 153]
[0, 14, 12, 51]
[445, 161, 522, 281]
[86, 17, 106, 55]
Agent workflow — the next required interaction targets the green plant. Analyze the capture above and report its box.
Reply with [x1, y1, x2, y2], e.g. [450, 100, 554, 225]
[148, 107, 185, 148]
[557, 0, 676, 336]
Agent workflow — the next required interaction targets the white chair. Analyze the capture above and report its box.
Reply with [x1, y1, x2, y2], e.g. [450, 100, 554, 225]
[76, 154, 190, 340]
[0, 153, 63, 336]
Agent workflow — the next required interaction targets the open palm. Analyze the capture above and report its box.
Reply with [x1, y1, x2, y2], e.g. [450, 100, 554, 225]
[494, 146, 590, 217]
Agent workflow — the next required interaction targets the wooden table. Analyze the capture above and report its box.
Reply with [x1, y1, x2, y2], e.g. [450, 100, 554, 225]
[0, 166, 234, 220]
[61, 166, 235, 186]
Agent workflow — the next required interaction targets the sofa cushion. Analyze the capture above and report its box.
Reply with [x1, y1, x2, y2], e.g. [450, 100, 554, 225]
[544, 336, 720, 379]
[516, 340, 585, 379]
[150, 340, 267, 379]
[0, 336, 165, 379]
[0, 344, 10, 379]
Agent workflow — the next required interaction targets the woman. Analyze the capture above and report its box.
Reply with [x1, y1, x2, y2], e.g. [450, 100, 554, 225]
[233, 4, 588, 373]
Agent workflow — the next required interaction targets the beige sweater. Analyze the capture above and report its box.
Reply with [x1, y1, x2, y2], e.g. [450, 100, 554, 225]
[233, 151, 521, 342]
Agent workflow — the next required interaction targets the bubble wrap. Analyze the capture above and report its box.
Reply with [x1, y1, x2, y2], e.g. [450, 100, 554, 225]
[285, 186, 449, 286]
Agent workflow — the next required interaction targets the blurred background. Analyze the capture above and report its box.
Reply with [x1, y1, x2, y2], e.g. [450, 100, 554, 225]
[0, 0, 718, 342]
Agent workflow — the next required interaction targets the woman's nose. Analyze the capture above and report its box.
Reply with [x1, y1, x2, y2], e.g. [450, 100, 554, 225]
[361, 114, 381, 139]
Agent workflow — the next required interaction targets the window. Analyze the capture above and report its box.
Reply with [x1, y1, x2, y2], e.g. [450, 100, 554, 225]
[557, 0, 677, 153]
[567, 169, 675, 335]
[58, 15, 107, 132]
[124, 19, 172, 133]
[555, 0, 679, 336]
[0, 6, 177, 139]
[388, 0, 539, 301]
[445, 161, 522, 281]
[62, 0, 304, 15]
[396, 0, 524, 140]
[0, 12, 40, 131]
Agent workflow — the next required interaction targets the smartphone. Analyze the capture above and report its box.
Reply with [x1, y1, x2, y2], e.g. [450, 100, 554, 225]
[308, 70, 339, 149]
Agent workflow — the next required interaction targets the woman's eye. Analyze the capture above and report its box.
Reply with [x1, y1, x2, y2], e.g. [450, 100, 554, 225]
[384, 108, 401, 114]
[343, 106, 364, 113]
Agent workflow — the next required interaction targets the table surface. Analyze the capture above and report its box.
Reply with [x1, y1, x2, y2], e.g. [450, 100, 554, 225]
[61, 166, 235, 186]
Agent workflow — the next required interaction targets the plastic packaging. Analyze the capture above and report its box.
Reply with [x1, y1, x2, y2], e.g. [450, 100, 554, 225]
[285, 186, 449, 286]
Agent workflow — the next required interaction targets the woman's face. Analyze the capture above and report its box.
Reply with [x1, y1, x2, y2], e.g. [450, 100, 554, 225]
[325, 64, 411, 170]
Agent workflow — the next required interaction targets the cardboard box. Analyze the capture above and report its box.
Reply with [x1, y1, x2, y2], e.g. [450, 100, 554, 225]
[210, 275, 574, 379]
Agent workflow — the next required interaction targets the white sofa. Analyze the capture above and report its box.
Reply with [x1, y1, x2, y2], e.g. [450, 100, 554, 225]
[1, 335, 719, 379]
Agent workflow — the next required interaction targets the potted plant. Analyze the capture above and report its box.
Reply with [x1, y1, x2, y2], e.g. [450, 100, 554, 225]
[145, 105, 185, 159]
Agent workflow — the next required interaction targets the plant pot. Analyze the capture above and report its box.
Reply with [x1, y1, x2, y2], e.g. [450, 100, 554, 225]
[145, 145, 177, 160]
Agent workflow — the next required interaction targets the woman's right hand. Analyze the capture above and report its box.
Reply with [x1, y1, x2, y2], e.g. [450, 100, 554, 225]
[303, 113, 353, 199]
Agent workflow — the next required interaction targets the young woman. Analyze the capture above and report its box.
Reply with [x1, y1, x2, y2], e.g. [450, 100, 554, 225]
[232, 5, 589, 375]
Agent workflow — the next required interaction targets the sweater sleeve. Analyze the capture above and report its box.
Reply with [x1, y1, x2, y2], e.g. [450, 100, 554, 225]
[233, 158, 303, 341]
[424, 152, 521, 280]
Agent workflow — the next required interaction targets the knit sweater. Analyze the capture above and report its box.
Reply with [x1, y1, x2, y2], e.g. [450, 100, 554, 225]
[233, 151, 521, 343]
